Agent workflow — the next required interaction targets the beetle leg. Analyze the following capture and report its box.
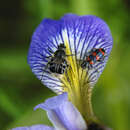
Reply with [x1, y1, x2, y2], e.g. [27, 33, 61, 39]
[40, 62, 50, 81]
[45, 55, 52, 59]
[48, 48, 54, 54]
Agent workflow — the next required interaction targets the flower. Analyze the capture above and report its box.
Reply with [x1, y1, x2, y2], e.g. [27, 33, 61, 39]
[27, 14, 113, 123]
[12, 93, 87, 130]
[12, 14, 113, 130]
[28, 14, 113, 92]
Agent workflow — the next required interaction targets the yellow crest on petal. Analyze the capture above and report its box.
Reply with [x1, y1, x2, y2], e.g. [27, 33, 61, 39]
[57, 39, 97, 123]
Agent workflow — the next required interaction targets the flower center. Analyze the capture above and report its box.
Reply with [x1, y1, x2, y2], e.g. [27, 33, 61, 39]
[58, 40, 98, 123]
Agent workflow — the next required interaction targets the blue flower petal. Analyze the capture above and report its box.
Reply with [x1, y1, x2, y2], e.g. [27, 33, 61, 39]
[61, 14, 113, 86]
[11, 125, 54, 130]
[28, 18, 64, 93]
[34, 93, 87, 130]
[34, 93, 68, 110]
[28, 14, 113, 93]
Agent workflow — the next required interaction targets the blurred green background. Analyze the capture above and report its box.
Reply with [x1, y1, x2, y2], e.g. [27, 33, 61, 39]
[0, 0, 129, 130]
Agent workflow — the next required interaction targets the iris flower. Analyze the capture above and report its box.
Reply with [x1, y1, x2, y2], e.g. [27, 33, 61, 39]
[12, 93, 87, 130]
[12, 93, 111, 130]
[12, 14, 113, 129]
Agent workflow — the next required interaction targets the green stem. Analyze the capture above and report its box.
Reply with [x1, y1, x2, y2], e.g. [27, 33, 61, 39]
[81, 86, 98, 124]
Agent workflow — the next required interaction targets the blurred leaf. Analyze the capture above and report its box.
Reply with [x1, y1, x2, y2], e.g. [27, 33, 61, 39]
[0, 89, 21, 118]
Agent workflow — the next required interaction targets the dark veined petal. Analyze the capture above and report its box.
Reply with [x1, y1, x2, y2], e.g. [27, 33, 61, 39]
[28, 19, 63, 93]
[34, 93, 87, 130]
[28, 14, 113, 94]
[60, 14, 112, 86]
[11, 124, 54, 130]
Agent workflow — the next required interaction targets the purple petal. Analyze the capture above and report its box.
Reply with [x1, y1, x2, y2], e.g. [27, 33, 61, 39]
[11, 124, 54, 130]
[34, 93, 68, 110]
[28, 18, 63, 93]
[61, 14, 113, 85]
[28, 14, 113, 92]
[34, 93, 87, 130]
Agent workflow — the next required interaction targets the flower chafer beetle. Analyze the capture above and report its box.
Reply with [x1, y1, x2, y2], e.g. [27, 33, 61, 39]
[41, 43, 76, 81]
[47, 44, 69, 74]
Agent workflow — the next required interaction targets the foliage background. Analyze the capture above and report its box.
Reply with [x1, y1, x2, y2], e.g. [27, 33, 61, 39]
[0, 0, 129, 130]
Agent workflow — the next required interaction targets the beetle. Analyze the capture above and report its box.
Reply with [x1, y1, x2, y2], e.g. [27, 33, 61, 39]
[42, 44, 69, 75]
[47, 44, 69, 74]
[81, 48, 106, 70]
[40, 43, 75, 80]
